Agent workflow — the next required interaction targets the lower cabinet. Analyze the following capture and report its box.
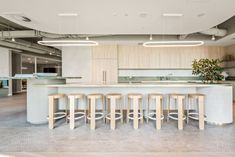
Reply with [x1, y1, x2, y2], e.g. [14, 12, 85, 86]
[91, 59, 118, 84]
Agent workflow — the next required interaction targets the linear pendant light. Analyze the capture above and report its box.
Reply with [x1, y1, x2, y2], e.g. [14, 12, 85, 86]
[37, 39, 98, 47]
[143, 40, 204, 47]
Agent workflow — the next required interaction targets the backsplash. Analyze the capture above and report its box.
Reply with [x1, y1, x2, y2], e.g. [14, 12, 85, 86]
[119, 69, 193, 77]
[118, 76, 200, 83]
[118, 69, 199, 83]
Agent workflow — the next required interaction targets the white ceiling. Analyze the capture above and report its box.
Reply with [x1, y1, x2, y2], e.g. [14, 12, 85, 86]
[0, 0, 235, 35]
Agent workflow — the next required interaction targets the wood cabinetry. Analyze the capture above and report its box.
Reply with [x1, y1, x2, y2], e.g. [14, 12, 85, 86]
[118, 46, 225, 69]
[91, 45, 118, 83]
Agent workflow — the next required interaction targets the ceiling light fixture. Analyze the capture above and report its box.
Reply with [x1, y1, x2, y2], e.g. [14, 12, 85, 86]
[37, 39, 98, 47]
[11, 38, 15, 42]
[143, 41, 204, 47]
[211, 35, 216, 41]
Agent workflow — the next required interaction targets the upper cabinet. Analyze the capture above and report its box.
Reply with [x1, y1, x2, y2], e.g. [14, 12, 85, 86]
[118, 46, 225, 69]
[92, 45, 118, 59]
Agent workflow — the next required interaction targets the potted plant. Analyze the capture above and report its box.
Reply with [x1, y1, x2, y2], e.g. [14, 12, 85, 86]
[192, 59, 223, 83]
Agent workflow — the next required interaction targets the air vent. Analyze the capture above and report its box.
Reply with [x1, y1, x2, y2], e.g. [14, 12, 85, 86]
[3, 13, 32, 22]
[12, 15, 32, 22]
[20, 16, 31, 22]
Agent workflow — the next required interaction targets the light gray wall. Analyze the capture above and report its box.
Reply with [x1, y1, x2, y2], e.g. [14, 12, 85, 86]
[62, 47, 92, 83]
[0, 47, 11, 77]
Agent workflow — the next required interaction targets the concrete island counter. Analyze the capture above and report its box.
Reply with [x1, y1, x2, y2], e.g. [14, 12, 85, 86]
[27, 78, 233, 126]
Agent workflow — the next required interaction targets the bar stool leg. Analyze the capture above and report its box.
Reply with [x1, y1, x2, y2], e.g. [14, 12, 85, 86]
[102, 96, 106, 123]
[133, 98, 139, 129]
[166, 96, 170, 122]
[69, 96, 75, 130]
[90, 97, 96, 130]
[127, 97, 130, 123]
[139, 98, 144, 124]
[186, 98, 190, 124]
[120, 97, 124, 124]
[178, 96, 184, 130]
[146, 96, 150, 123]
[198, 96, 205, 130]
[84, 97, 87, 124]
[48, 96, 55, 129]
[110, 97, 116, 130]
[156, 97, 161, 130]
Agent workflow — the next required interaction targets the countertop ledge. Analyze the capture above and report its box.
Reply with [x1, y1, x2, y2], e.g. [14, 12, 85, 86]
[34, 82, 233, 88]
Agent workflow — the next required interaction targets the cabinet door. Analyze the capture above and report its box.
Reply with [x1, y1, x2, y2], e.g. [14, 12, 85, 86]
[92, 59, 117, 84]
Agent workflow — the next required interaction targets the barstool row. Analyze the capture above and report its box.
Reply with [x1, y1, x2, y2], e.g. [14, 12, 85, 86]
[48, 93, 206, 130]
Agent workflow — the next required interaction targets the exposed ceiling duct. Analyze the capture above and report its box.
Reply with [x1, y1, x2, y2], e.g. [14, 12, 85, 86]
[0, 39, 61, 60]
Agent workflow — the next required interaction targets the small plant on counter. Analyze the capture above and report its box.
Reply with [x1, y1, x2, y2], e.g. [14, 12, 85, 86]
[192, 59, 223, 83]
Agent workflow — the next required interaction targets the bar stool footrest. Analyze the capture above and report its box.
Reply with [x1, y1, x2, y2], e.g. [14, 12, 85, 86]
[47, 112, 67, 120]
[128, 112, 143, 120]
[147, 112, 164, 121]
[105, 113, 122, 120]
[87, 112, 104, 120]
[168, 112, 186, 121]
[188, 112, 207, 120]
[67, 112, 86, 120]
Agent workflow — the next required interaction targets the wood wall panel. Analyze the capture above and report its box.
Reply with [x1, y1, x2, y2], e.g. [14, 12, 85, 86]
[118, 46, 225, 69]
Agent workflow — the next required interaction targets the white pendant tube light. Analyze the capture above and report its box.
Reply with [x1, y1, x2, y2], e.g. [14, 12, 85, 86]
[38, 37, 98, 47]
[143, 40, 204, 47]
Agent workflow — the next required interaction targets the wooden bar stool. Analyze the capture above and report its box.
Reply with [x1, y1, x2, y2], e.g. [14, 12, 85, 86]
[167, 94, 186, 130]
[127, 93, 143, 129]
[187, 93, 206, 130]
[147, 93, 164, 130]
[87, 93, 105, 130]
[48, 93, 67, 129]
[67, 94, 86, 130]
[105, 93, 123, 130]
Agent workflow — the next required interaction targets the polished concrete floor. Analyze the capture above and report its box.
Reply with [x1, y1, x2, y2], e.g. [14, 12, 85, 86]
[0, 93, 235, 157]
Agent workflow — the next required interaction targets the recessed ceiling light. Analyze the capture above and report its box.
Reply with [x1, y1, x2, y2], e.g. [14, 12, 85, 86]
[58, 13, 78, 17]
[163, 13, 183, 17]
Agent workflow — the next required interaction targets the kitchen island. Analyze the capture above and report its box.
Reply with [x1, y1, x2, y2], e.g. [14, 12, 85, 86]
[27, 79, 233, 126]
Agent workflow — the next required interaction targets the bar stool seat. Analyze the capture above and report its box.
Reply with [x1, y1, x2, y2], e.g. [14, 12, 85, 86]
[67, 93, 86, 129]
[87, 93, 105, 130]
[167, 93, 186, 130]
[127, 93, 143, 129]
[187, 93, 206, 130]
[48, 93, 67, 129]
[105, 93, 123, 130]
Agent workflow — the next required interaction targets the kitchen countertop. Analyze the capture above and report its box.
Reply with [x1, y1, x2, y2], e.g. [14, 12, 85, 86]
[44, 82, 232, 88]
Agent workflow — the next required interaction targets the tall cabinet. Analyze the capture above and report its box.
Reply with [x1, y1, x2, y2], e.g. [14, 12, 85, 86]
[91, 45, 118, 84]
